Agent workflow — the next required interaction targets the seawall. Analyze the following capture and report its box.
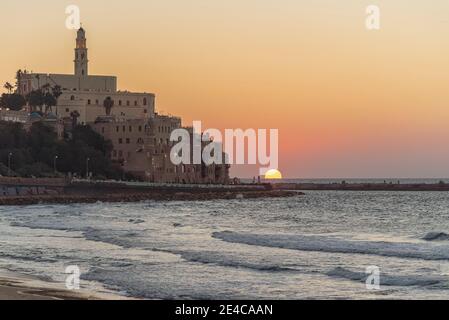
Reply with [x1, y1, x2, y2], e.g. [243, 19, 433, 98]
[0, 177, 299, 206]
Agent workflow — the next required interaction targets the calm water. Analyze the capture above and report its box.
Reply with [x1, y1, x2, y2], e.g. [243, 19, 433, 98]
[2, 190, 449, 299]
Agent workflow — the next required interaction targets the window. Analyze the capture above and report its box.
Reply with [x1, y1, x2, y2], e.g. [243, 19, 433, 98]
[134, 101, 138, 106]
[127, 101, 130, 106]
[96, 99, 99, 105]
[119, 138, 123, 144]
[123, 126, 126, 132]
[143, 98, 147, 106]
[138, 126, 142, 132]
[118, 151, 123, 157]
[70, 95, 75, 101]
[66, 108, 70, 112]
[116, 126, 119, 132]
[101, 127, 105, 133]
[87, 99, 91, 105]
[119, 100, 122, 106]
[113, 150, 117, 157]
[126, 138, 130, 144]
[129, 126, 132, 132]
[144, 109, 147, 114]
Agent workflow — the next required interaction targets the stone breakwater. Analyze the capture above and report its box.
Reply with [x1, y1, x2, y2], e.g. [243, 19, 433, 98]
[0, 190, 299, 206]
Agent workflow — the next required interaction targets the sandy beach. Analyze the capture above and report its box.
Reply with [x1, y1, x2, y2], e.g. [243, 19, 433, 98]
[0, 270, 127, 300]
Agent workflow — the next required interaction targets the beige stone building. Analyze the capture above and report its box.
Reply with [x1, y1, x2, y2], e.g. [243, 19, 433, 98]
[90, 114, 230, 184]
[16, 28, 155, 125]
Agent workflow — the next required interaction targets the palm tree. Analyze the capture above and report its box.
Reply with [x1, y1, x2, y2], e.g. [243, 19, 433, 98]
[26, 89, 45, 113]
[41, 84, 62, 114]
[52, 85, 62, 100]
[3, 82, 14, 94]
[103, 97, 114, 116]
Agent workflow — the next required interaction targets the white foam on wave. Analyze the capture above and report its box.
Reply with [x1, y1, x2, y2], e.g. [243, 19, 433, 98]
[152, 248, 296, 272]
[213, 231, 449, 261]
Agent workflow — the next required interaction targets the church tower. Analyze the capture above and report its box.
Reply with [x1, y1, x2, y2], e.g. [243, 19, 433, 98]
[74, 27, 88, 76]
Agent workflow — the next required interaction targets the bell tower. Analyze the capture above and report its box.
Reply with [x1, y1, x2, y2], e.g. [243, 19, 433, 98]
[74, 27, 88, 76]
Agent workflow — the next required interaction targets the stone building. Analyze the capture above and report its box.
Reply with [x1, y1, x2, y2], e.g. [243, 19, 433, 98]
[90, 114, 230, 184]
[16, 28, 155, 125]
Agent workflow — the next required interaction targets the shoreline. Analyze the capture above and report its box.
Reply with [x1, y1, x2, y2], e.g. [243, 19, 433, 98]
[0, 270, 127, 300]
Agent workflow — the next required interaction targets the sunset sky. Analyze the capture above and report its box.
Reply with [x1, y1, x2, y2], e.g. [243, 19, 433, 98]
[1, 0, 449, 178]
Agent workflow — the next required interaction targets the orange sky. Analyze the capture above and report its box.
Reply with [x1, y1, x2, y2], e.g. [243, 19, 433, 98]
[1, 0, 449, 178]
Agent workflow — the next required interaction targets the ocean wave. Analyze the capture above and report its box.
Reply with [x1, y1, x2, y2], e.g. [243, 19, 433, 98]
[422, 232, 449, 242]
[82, 228, 139, 249]
[152, 249, 295, 272]
[213, 231, 449, 261]
[327, 267, 445, 287]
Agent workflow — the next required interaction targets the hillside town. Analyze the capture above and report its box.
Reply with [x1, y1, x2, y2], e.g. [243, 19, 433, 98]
[0, 27, 230, 184]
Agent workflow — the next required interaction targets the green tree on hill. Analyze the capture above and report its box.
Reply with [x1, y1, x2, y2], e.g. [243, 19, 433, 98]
[0, 120, 124, 179]
[0, 93, 27, 111]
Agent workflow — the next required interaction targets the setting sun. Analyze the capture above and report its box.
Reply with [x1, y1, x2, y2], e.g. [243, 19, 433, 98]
[264, 169, 283, 180]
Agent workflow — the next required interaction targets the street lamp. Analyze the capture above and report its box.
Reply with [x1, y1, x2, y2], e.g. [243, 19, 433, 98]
[54, 156, 59, 174]
[7, 153, 12, 177]
[86, 157, 90, 179]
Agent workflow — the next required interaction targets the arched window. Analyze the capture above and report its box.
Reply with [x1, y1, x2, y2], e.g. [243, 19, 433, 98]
[70, 95, 75, 101]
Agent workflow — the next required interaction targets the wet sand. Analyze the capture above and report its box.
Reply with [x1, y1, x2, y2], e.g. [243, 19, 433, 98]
[0, 271, 128, 300]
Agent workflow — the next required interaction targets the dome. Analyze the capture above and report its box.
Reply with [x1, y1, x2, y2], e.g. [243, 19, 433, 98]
[29, 112, 42, 120]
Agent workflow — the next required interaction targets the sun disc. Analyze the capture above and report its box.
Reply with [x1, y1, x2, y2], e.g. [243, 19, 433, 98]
[264, 169, 283, 180]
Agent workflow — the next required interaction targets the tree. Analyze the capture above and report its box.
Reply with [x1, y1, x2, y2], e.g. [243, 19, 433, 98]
[0, 120, 121, 179]
[46, 85, 62, 114]
[103, 97, 114, 116]
[43, 92, 57, 113]
[0, 93, 26, 111]
[72, 125, 113, 156]
[3, 82, 14, 94]
[27, 89, 45, 112]
[52, 85, 62, 100]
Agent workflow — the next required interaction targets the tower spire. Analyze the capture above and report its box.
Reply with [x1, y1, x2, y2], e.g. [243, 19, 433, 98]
[74, 26, 88, 76]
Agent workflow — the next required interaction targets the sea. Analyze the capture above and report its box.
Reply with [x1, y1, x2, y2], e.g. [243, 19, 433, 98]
[2, 179, 449, 299]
